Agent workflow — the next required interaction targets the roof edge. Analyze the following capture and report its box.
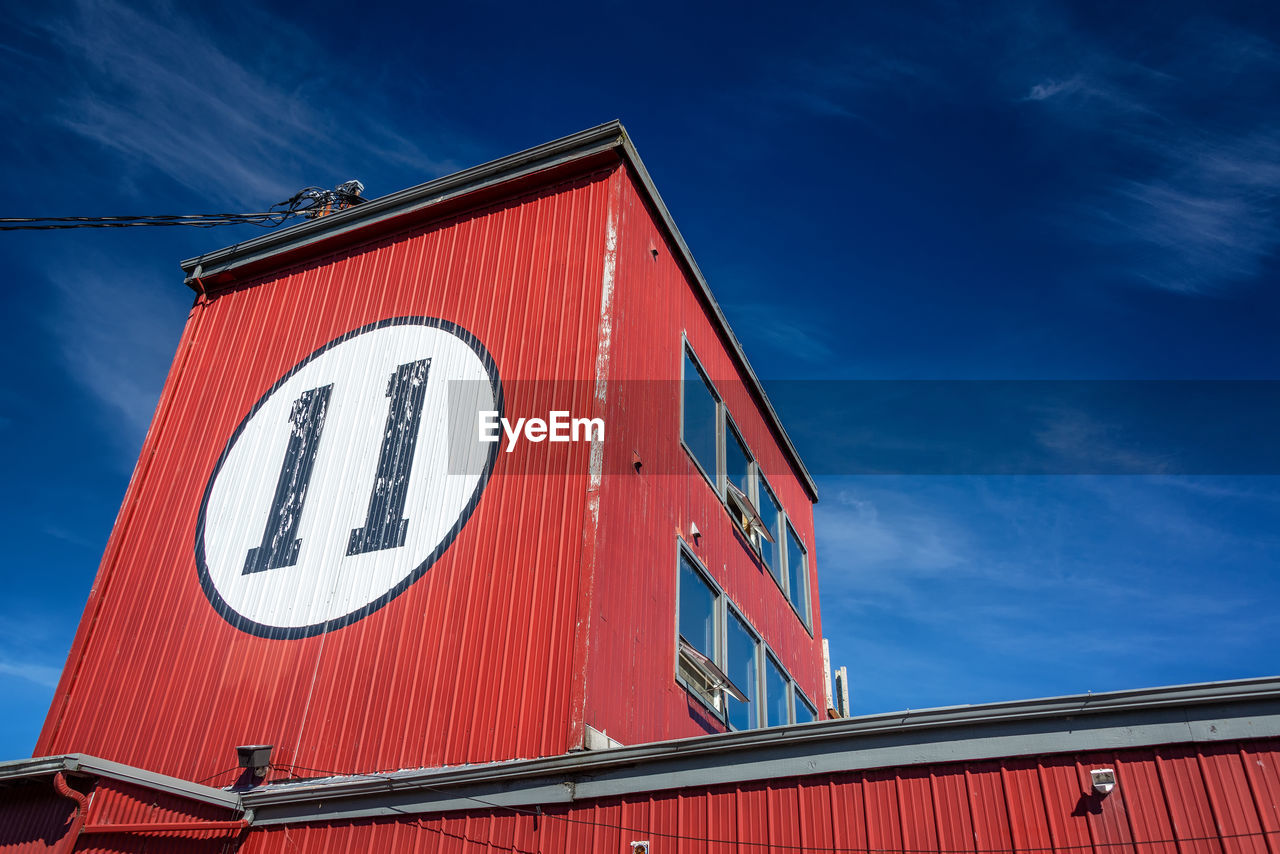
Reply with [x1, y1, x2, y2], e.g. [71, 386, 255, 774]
[5, 677, 1276, 827]
[177, 121, 820, 500]
[0, 753, 243, 811]
[243, 675, 1280, 825]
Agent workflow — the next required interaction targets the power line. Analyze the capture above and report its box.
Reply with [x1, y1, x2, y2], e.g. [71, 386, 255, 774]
[0, 181, 366, 232]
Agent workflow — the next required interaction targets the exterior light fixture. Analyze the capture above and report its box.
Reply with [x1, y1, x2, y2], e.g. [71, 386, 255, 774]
[631, 842, 650, 854]
[237, 744, 273, 778]
[1091, 768, 1116, 796]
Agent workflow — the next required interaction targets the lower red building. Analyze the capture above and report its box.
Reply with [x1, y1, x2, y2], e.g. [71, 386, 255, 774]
[3, 678, 1279, 852]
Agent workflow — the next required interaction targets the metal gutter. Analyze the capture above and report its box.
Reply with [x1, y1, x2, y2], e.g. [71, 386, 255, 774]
[242, 675, 1280, 826]
[0, 754, 242, 812]
[178, 121, 821, 501]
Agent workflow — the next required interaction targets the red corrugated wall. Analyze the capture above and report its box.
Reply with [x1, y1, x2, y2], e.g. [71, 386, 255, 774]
[36, 164, 619, 781]
[579, 166, 824, 745]
[233, 738, 1280, 853]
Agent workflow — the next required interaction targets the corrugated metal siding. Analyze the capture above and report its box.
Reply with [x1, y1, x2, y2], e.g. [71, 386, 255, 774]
[579, 167, 825, 746]
[231, 738, 1280, 853]
[72, 779, 241, 853]
[37, 166, 618, 781]
[0, 778, 78, 853]
[79, 778, 239, 832]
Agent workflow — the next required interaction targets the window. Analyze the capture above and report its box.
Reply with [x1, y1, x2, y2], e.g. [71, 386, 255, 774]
[794, 690, 817, 724]
[725, 419, 752, 500]
[764, 654, 789, 728]
[678, 551, 718, 659]
[758, 477, 782, 583]
[681, 348, 718, 484]
[724, 608, 759, 730]
[784, 522, 811, 628]
[675, 543, 809, 730]
[679, 337, 808, 634]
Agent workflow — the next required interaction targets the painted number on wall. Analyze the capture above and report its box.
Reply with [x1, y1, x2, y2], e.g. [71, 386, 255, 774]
[196, 317, 501, 638]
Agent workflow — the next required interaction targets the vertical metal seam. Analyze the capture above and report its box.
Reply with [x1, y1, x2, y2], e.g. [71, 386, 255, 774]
[1235, 745, 1280, 854]
[998, 766, 1018, 854]
[964, 768, 982, 853]
[1115, 755, 1151, 854]
[1194, 751, 1232, 854]
[1034, 762, 1061, 853]
[1155, 753, 1190, 854]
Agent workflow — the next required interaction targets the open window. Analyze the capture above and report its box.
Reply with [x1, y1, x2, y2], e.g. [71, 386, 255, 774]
[676, 549, 749, 711]
[723, 418, 773, 548]
[757, 476, 783, 583]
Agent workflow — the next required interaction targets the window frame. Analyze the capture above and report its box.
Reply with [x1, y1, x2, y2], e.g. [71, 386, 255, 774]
[675, 540, 809, 730]
[723, 602, 761, 732]
[794, 686, 818, 724]
[679, 339, 721, 494]
[762, 649, 792, 728]
[783, 520, 812, 632]
[674, 541, 724, 713]
[756, 473, 784, 585]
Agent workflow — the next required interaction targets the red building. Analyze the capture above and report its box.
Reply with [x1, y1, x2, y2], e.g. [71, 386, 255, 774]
[2, 124, 1277, 852]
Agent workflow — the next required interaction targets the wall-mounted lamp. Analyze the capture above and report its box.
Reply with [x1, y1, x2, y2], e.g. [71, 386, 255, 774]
[1090, 768, 1116, 796]
[689, 522, 701, 545]
[237, 744, 274, 778]
[631, 842, 650, 854]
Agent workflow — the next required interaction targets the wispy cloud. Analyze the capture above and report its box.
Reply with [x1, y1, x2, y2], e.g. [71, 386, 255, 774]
[1022, 77, 1085, 102]
[0, 659, 61, 689]
[756, 3, 1280, 295]
[816, 476, 1280, 709]
[1014, 21, 1280, 294]
[0, 613, 72, 689]
[38, 0, 464, 208]
[729, 303, 837, 368]
[44, 260, 187, 462]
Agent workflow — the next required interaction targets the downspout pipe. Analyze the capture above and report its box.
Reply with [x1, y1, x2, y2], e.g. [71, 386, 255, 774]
[52, 771, 88, 854]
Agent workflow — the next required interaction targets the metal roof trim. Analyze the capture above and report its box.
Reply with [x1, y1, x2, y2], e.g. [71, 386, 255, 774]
[242, 675, 1280, 824]
[0, 753, 243, 811]
[178, 121, 820, 500]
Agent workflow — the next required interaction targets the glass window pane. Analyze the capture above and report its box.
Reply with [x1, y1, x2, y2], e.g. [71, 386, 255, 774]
[794, 691, 816, 724]
[764, 656, 789, 727]
[758, 479, 782, 582]
[725, 422, 751, 498]
[682, 351, 718, 480]
[725, 609, 758, 730]
[786, 524, 809, 625]
[679, 554, 717, 658]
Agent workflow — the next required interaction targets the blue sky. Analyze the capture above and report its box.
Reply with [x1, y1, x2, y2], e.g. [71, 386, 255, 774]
[1, 0, 1278, 758]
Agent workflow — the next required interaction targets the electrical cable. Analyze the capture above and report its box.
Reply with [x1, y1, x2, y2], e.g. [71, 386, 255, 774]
[265, 762, 1280, 854]
[194, 765, 246, 785]
[0, 182, 365, 231]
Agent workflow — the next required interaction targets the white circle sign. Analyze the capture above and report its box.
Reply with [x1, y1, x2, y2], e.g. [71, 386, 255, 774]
[196, 317, 501, 638]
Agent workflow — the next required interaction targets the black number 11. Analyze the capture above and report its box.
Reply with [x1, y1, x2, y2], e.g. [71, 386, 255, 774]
[242, 358, 431, 575]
